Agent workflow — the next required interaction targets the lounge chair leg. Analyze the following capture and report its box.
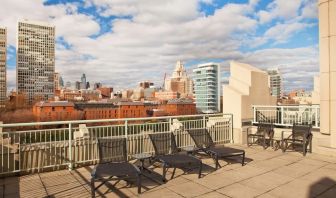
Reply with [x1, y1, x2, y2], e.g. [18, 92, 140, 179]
[215, 155, 219, 170]
[241, 152, 245, 166]
[91, 178, 95, 198]
[281, 141, 286, 153]
[137, 174, 141, 194]
[198, 162, 202, 178]
[171, 168, 176, 180]
[162, 164, 167, 182]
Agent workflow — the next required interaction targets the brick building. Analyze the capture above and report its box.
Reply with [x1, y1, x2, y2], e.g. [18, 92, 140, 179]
[33, 100, 196, 122]
[74, 102, 118, 120]
[33, 101, 83, 122]
[97, 87, 113, 98]
[154, 91, 179, 100]
[117, 102, 157, 118]
[159, 99, 196, 116]
[60, 90, 81, 101]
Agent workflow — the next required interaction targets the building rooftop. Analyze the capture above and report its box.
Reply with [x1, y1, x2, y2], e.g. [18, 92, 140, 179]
[35, 101, 74, 107]
[167, 98, 194, 104]
[2, 146, 335, 198]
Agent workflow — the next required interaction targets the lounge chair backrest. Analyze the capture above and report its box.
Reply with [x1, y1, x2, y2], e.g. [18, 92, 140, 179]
[149, 132, 178, 155]
[187, 128, 214, 149]
[292, 124, 312, 141]
[256, 123, 273, 136]
[97, 137, 127, 163]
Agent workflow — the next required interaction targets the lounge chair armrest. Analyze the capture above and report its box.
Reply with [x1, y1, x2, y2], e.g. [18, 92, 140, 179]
[247, 127, 251, 135]
[91, 165, 97, 177]
[132, 163, 141, 174]
[247, 126, 256, 135]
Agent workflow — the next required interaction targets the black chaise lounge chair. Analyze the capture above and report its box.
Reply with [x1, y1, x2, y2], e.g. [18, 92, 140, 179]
[187, 128, 245, 169]
[282, 124, 312, 156]
[247, 123, 274, 149]
[149, 132, 202, 182]
[91, 137, 141, 197]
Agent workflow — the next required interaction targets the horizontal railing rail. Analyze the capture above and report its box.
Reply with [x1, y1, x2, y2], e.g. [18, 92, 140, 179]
[0, 113, 233, 176]
[252, 105, 320, 128]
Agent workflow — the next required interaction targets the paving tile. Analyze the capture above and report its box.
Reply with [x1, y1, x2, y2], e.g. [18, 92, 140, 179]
[317, 186, 336, 198]
[323, 163, 336, 170]
[240, 171, 293, 194]
[19, 178, 45, 193]
[46, 181, 90, 197]
[249, 158, 292, 171]
[298, 158, 329, 167]
[256, 193, 277, 198]
[140, 188, 183, 198]
[195, 191, 230, 198]
[91, 181, 136, 198]
[19, 188, 49, 198]
[273, 161, 321, 178]
[268, 178, 331, 198]
[276, 153, 303, 163]
[231, 165, 268, 180]
[217, 183, 263, 198]
[164, 175, 190, 187]
[194, 170, 244, 190]
[167, 181, 212, 197]
[307, 154, 336, 164]
[247, 152, 279, 162]
[41, 173, 78, 187]
[299, 168, 336, 188]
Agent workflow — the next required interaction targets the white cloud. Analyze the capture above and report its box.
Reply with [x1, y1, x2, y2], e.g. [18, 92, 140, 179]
[258, 10, 273, 24]
[264, 22, 314, 43]
[258, 0, 304, 24]
[301, 0, 318, 19]
[237, 46, 319, 91]
[199, 0, 214, 5]
[1, 0, 319, 93]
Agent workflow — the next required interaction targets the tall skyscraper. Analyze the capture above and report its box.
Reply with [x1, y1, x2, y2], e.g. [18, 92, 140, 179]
[267, 68, 282, 99]
[193, 63, 221, 113]
[165, 61, 193, 98]
[59, 76, 64, 87]
[17, 20, 55, 104]
[80, 73, 86, 89]
[75, 81, 81, 90]
[54, 72, 60, 91]
[0, 27, 6, 108]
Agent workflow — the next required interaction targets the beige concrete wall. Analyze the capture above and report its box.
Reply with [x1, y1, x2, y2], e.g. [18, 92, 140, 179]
[319, 0, 336, 147]
[312, 75, 320, 104]
[223, 61, 276, 143]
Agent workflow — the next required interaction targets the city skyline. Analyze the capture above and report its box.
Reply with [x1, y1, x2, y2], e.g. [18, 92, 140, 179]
[1, 0, 318, 92]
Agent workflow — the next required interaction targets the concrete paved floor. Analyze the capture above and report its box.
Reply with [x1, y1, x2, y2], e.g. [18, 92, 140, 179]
[1, 145, 336, 198]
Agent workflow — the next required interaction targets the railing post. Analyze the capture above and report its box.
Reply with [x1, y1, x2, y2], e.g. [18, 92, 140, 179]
[203, 115, 206, 129]
[231, 114, 234, 144]
[315, 106, 319, 128]
[253, 106, 256, 123]
[169, 118, 172, 132]
[68, 123, 73, 171]
[125, 120, 128, 160]
[281, 106, 284, 125]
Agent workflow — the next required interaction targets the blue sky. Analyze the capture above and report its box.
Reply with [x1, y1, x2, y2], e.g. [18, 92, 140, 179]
[1, 0, 319, 92]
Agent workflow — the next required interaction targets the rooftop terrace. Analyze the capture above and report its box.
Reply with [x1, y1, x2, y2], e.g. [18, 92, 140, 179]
[1, 145, 335, 198]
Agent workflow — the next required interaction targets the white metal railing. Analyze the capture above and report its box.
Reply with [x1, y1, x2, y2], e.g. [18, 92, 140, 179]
[252, 105, 320, 128]
[0, 113, 233, 176]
